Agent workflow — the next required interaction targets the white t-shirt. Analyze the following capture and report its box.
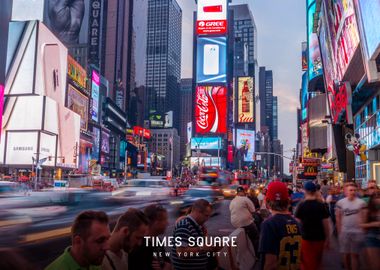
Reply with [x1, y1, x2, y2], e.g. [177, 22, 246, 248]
[102, 250, 128, 270]
[230, 195, 255, 228]
[336, 197, 366, 233]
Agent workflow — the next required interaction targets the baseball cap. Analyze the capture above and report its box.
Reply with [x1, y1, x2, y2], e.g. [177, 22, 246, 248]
[236, 186, 245, 193]
[266, 181, 289, 201]
[304, 181, 317, 192]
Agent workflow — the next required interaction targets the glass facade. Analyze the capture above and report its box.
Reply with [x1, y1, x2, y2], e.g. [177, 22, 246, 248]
[145, 0, 182, 129]
[231, 5, 257, 77]
[355, 93, 380, 181]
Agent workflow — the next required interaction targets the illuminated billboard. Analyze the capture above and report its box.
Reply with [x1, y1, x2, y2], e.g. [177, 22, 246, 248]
[307, 1, 322, 81]
[354, 0, 380, 82]
[92, 127, 100, 160]
[68, 56, 87, 90]
[190, 157, 221, 167]
[237, 77, 254, 123]
[301, 72, 308, 122]
[196, 0, 227, 35]
[196, 37, 227, 84]
[234, 129, 255, 162]
[101, 130, 110, 154]
[67, 84, 89, 131]
[323, 0, 360, 81]
[191, 137, 222, 150]
[302, 42, 307, 71]
[195, 86, 227, 134]
[91, 70, 100, 122]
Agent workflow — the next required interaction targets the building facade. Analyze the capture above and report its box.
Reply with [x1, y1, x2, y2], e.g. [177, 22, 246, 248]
[179, 79, 193, 159]
[148, 128, 180, 171]
[145, 0, 182, 130]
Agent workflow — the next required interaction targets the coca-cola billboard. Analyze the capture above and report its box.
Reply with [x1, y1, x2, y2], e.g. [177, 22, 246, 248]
[195, 86, 227, 134]
[237, 77, 254, 123]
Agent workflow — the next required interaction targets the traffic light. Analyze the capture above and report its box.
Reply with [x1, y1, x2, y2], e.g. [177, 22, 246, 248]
[62, 157, 65, 163]
[48, 156, 52, 161]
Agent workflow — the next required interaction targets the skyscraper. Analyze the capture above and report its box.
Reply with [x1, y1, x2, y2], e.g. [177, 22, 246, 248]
[145, 0, 182, 130]
[104, 0, 134, 112]
[230, 4, 258, 77]
[179, 79, 193, 159]
[273, 96, 278, 140]
[259, 67, 274, 140]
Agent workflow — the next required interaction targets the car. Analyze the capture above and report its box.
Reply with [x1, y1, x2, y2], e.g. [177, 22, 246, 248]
[117, 179, 171, 198]
[222, 185, 239, 199]
[171, 187, 224, 216]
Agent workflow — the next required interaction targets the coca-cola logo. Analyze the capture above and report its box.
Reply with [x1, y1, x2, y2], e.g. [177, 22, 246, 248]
[196, 90, 209, 130]
[239, 113, 254, 123]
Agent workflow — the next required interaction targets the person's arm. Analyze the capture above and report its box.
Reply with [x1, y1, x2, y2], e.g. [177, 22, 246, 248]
[246, 197, 256, 213]
[335, 203, 342, 235]
[263, 254, 278, 270]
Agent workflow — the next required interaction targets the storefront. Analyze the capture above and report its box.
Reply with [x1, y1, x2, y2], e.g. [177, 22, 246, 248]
[354, 91, 380, 186]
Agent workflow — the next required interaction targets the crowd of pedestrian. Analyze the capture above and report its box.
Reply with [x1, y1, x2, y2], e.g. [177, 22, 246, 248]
[1, 178, 379, 270]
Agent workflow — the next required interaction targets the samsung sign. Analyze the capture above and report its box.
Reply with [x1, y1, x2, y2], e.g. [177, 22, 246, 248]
[191, 137, 222, 150]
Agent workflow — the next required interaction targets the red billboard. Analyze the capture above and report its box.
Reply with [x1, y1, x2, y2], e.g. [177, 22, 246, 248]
[133, 126, 151, 140]
[195, 86, 227, 134]
[196, 0, 227, 35]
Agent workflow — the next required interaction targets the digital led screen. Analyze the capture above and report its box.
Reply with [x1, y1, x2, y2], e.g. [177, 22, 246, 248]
[302, 42, 307, 71]
[307, 1, 323, 81]
[195, 86, 227, 134]
[355, 0, 380, 59]
[67, 84, 89, 131]
[234, 129, 255, 162]
[237, 77, 254, 123]
[92, 127, 100, 160]
[196, 0, 227, 35]
[91, 70, 100, 122]
[101, 130, 110, 154]
[301, 72, 308, 122]
[191, 137, 222, 150]
[196, 37, 227, 84]
[323, 0, 360, 81]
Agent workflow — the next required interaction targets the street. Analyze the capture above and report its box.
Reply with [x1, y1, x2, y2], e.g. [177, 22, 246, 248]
[0, 190, 351, 270]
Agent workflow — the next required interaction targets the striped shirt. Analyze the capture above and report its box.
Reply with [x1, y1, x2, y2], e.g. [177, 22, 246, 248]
[171, 216, 208, 270]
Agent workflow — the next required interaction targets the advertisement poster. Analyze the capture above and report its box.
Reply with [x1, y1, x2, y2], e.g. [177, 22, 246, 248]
[234, 129, 255, 162]
[196, 0, 227, 35]
[307, 1, 323, 81]
[195, 86, 227, 134]
[91, 70, 100, 122]
[323, 0, 360, 81]
[187, 122, 192, 144]
[197, 37, 227, 84]
[191, 137, 222, 150]
[5, 131, 38, 165]
[190, 157, 221, 167]
[302, 42, 308, 71]
[237, 77, 254, 123]
[67, 56, 87, 90]
[301, 72, 308, 122]
[67, 84, 89, 131]
[92, 127, 100, 160]
[101, 130, 110, 154]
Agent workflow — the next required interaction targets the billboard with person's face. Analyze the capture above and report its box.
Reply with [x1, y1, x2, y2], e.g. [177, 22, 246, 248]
[234, 129, 255, 162]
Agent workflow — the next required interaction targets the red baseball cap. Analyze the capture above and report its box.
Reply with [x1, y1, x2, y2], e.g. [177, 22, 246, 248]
[266, 181, 289, 201]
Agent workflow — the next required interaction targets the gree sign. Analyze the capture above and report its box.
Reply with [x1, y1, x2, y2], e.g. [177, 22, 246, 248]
[196, 0, 227, 35]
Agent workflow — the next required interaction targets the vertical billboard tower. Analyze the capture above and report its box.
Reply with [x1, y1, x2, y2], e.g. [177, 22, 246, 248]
[193, 0, 229, 169]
